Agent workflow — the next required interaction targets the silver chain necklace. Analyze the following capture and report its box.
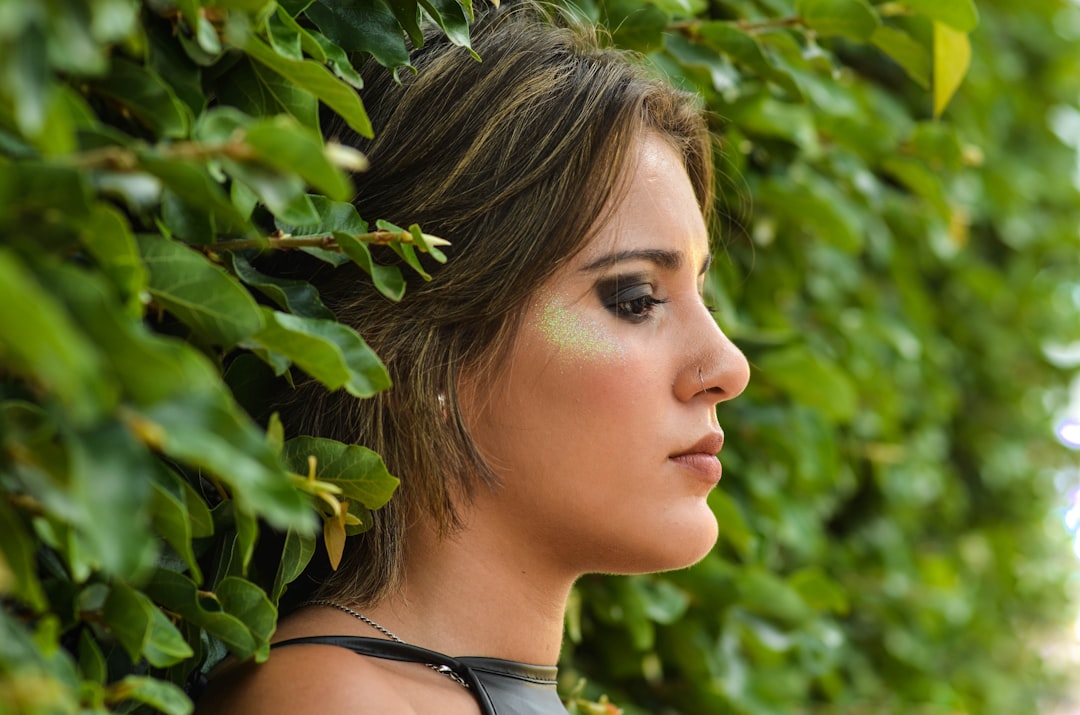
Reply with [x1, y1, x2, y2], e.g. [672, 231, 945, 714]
[304, 599, 469, 688]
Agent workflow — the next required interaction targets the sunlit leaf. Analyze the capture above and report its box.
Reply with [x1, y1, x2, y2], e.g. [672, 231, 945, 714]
[246, 308, 392, 398]
[932, 21, 971, 118]
[282, 437, 399, 510]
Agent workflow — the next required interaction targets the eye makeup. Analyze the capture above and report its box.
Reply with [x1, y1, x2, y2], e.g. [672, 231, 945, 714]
[595, 275, 668, 323]
[535, 292, 624, 360]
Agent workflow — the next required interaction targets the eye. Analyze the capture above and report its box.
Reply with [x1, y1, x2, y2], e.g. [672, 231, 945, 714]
[598, 279, 669, 323]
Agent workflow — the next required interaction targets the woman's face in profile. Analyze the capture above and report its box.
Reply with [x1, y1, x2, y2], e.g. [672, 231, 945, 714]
[462, 133, 750, 578]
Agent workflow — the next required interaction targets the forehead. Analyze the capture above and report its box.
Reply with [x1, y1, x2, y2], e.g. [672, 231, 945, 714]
[574, 133, 709, 269]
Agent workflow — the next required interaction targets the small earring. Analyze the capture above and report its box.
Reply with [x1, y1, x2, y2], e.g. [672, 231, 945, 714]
[437, 392, 447, 415]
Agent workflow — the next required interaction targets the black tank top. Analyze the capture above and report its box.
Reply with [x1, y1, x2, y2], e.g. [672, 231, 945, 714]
[271, 636, 570, 715]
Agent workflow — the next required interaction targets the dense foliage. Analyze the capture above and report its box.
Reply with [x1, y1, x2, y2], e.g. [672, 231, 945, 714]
[1, 1, 1077, 714]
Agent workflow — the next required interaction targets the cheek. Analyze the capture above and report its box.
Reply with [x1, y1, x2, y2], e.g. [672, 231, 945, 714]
[527, 302, 659, 430]
[535, 299, 625, 362]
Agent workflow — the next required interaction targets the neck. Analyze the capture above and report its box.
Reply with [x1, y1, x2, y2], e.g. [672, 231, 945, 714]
[359, 511, 575, 665]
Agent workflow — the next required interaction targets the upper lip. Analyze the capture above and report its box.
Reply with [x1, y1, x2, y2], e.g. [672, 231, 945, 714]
[671, 430, 725, 457]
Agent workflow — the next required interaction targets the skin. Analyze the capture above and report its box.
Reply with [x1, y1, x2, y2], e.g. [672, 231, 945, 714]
[195, 133, 749, 715]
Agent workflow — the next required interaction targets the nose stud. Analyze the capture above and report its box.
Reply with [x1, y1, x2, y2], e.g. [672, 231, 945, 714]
[698, 367, 706, 394]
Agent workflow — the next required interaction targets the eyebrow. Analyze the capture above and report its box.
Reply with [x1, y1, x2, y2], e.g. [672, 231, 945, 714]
[581, 248, 713, 275]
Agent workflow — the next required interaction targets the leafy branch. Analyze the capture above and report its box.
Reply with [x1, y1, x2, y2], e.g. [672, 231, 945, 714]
[207, 230, 450, 254]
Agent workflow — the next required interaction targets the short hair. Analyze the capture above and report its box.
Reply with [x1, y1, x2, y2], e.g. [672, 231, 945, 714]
[281, 4, 714, 606]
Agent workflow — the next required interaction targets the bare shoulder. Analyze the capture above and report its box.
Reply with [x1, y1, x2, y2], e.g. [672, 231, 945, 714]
[194, 642, 479, 715]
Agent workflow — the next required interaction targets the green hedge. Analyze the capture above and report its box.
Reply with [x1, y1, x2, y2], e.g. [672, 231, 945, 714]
[1, 1, 1077, 714]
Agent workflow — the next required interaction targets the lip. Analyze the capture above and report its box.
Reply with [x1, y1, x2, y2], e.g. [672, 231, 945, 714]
[669, 431, 725, 484]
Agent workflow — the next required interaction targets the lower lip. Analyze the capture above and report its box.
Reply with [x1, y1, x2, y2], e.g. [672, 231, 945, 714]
[670, 453, 723, 484]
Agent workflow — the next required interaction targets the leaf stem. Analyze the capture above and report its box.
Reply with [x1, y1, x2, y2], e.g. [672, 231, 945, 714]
[207, 231, 446, 253]
[63, 140, 256, 171]
[669, 16, 806, 37]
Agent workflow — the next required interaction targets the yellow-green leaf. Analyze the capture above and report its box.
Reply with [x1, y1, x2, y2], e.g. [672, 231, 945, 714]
[932, 22, 971, 118]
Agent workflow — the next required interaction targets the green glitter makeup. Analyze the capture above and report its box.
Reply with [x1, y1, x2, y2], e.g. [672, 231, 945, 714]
[536, 293, 624, 360]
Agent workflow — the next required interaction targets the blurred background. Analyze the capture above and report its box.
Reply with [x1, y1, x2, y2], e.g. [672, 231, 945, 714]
[1, 0, 1079, 713]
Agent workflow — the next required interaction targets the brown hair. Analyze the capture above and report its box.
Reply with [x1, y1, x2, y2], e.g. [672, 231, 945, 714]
[283, 4, 713, 606]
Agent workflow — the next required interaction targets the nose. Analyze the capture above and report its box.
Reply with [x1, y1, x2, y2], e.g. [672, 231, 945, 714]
[677, 306, 749, 404]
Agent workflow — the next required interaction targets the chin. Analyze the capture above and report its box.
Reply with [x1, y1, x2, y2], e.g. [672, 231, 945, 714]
[604, 512, 720, 576]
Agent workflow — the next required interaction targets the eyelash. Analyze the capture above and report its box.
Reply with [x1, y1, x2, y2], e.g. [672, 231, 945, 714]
[601, 282, 668, 322]
[615, 294, 668, 321]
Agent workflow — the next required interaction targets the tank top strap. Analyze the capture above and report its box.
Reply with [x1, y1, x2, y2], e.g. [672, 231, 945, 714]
[270, 635, 497, 714]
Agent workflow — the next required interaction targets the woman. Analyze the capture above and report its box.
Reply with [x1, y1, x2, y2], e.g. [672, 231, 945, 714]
[197, 5, 749, 714]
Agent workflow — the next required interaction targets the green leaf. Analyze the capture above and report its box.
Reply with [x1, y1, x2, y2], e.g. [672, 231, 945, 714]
[273, 4, 327, 62]
[136, 233, 266, 348]
[0, 161, 93, 225]
[880, 156, 949, 218]
[146, 16, 208, 115]
[134, 391, 312, 531]
[270, 528, 316, 603]
[932, 21, 971, 118]
[216, 577, 277, 661]
[282, 436, 399, 510]
[637, 577, 690, 625]
[737, 568, 812, 625]
[277, 195, 368, 264]
[267, 8, 305, 60]
[756, 345, 858, 422]
[708, 489, 755, 558]
[145, 569, 258, 658]
[789, 567, 849, 614]
[161, 188, 215, 243]
[305, 0, 411, 71]
[79, 203, 148, 315]
[247, 308, 392, 398]
[871, 25, 930, 89]
[180, 475, 215, 538]
[696, 22, 804, 100]
[150, 477, 205, 583]
[335, 231, 407, 301]
[66, 422, 159, 580]
[89, 59, 192, 139]
[7, 23, 50, 139]
[604, 0, 669, 54]
[243, 116, 351, 200]
[235, 506, 259, 577]
[137, 152, 250, 234]
[215, 57, 320, 130]
[903, 0, 978, 32]
[418, 0, 476, 57]
[376, 219, 438, 280]
[0, 497, 47, 610]
[310, 28, 366, 89]
[0, 248, 113, 425]
[78, 629, 107, 685]
[386, 0, 423, 48]
[41, 259, 222, 407]
[222, 156, 321, 225]
[229, 252, 336, 319]
[107, 675, 193, 715]
[797, 0, 880, 42]
[237, 33, 373, 138]
[102, 582, 193, 667]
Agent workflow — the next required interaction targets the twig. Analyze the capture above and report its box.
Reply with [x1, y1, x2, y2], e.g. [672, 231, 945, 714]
[208, 231, 449, 253]
[669, 16, 806, 38]
[63, 139, 256, 171]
